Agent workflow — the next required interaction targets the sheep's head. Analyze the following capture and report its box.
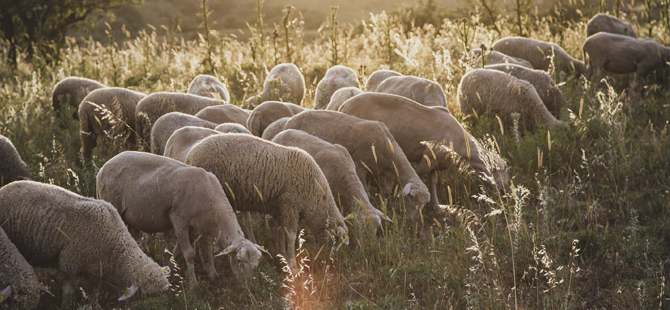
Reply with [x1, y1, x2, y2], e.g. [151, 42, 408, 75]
[118, 255, 170, 301]
[400, 182, 430, 220]
[217, 240, 268, 283]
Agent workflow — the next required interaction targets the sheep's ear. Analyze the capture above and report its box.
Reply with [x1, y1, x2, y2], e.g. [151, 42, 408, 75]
[380, 212, 393, 223]
[161, 266, 171, 276]
[254, 243, 271, 256]
[215, 244, 238, 257]
[39, 285, 54, 297]
[118, 284, 139, 301]
[338, 226, 349, 245]
[1, 285, 12, 303]
[402, 183, 413, 196]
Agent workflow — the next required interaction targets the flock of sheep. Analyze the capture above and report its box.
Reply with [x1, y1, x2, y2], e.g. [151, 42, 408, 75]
[1, 12, 668, 310]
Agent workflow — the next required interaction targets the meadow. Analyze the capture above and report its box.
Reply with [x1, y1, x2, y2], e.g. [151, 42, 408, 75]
[0, 0, 668, 309]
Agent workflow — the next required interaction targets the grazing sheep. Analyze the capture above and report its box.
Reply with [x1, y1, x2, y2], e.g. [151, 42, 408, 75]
[188, 74, 230, 102]
[339, 93, 508, 208]
[0, 181, 169, 310]
[164, 127, 223, 162]
[135, 92, 224, 150]
[246, 101, 305, 136]
[325, 87, 364, 111]
[284, 110, 430, 219]
[261, 117, 291, 141]
[215, 123, 252, 134]
[246, 63, 306, 107]
[0, 135, 31, 186]
[470, 48, 534, 69]
[0, 226, 41, 310]
[583, 32, 670, 92]
[149, 112, 217, 155]
[97, 152, 266, 284]
[492, 37, 586, 75]
[375, 75, 448, 108]
[484, 63, 566, 117]
[457, 69, 563, 130]
[365, 69, 403, 92]
[587, 13, 637, 38]
[79, 87, 147, 162]
[194, 105, 251, 125]
[314, 65, 359, 109]
[272, 129, 389, 232]
[51, 77, 105, 119]
[184, 133, 349, 271]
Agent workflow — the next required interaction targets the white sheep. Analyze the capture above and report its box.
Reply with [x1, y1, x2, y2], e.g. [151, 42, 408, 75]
[215, 122, 252, 134]
[246, 101, 304, 136]
[0, 181, 169, 310]
[164, 126, 224, 162]
[284, 110, 430, 219]
[484, 63, 566, 117]
[0, 135, 31, 186]
[314, 65, 360, 109]
[135, 92, 225, 150]
[458, 69, 563, 131]
[339, 93, 508, 208]
[470, 48, 534, 69]
[0, 226, 41, 310]
[194, 105, 251, 125]
[375, 75, 448, 108]
[587, 13, 637, 38]
[325, 87, 364, 111]
[492, 37, 586, 75]
[260, 117, 290, 141]
[51, 76, 105, 119]
[97, 151, 267, 285]
[246, 63, 306, 107]
[78, 87, 147, 162]
[583, 32, 669, 92]
[188, 74, 230, 102]
[184, 133, 349, 271]
[149, 112, 217, 155]
[364, 69, 403, 92]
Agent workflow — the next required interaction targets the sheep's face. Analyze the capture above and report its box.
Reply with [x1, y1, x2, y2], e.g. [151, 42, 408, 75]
[401, 183, 430, 220]
[228, 240, 263, 283]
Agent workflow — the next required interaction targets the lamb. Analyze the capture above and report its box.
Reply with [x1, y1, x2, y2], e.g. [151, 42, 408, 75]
[0, 181, 169, 310]
[284, 110, 430, 219]
[246, 63, 306, 107]
[484, 63, 566, 117]
[314, 65, 359, 109]
[364, 69, 403, 92]
[325, 87, 364, 111]
[194, 105, 251, 125]
[0, 226, 41, 310]
[339, 93, 508, 208]
[457, 69, 563, 131]
[587, 13, 637, 38]
[164, 126, 224, 162]
[470, 48, 534, 69]
[188, 74, 230, 102]
[215, 123, 252, 134]
[272, 129, 389, 232]
[149, 112, 217, 155]
[246, 101, 305, 136]
[491, 37, 586, 75]
[135, 92, 224, 150]
[0, 135, 31, 186]
[51, 76, 105, 119]
[375, 75, 448, 108]
[97, 152, 267, 284]
[184, 133, 349, 271]
[78, 87, 147, 162]
[583, 32, 670, 92]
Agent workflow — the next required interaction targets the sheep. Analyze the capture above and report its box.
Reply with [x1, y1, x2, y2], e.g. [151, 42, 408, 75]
[246, 101, 305, 136]
[149, 112, 217, 155]
[272, 129, 389, 232]
[587, 13, 637, 38]
[314, 65, 360, 109]
[375, 75, 448, 108]
[188, 74, 230, 102]
[246, 63, 306, 107]
[164, 126, 225, 162]
[184, 133, 349, 271]
[0, 181, 169, 310]
[457, 69, 563, 131]
[51, 76, 105, 119]
[135, 92, 225, 150]
[284, 110, 430, 219]
[215, 123, 252, 134]
[78, 87, 147, 162]
[583, 32, 670, 92]
[365, 69, 403, 92]
[484, 63, 566, 117]
[194, 105, 251, 125]
[0, 135, 31, 186]
[339, 93, 508, 208]
[260, 117, 291, 141]
[97, 151, 267, 285]
[491, 37, 586, 75]
[0, 226, 41, 310]
[470, 48, 534, 69]
[325, 87, 364, 111]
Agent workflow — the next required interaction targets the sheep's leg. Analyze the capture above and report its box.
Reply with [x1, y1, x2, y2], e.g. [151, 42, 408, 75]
[198, 236, 218, 279]
[84, 275, 101, 310]
[265, 215, 282, 261]
[80, 131, 97, 163]
[60, 272, 78, 310]
[243, 211, 257, 244]
[171, 218, 197, 287]
[428, 169, 439, 210]
[355, 165, 369, 191]
[284, 225, 298, 274]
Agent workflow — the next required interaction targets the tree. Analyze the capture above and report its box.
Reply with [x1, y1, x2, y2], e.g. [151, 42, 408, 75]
[0, 0, 142, 64]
